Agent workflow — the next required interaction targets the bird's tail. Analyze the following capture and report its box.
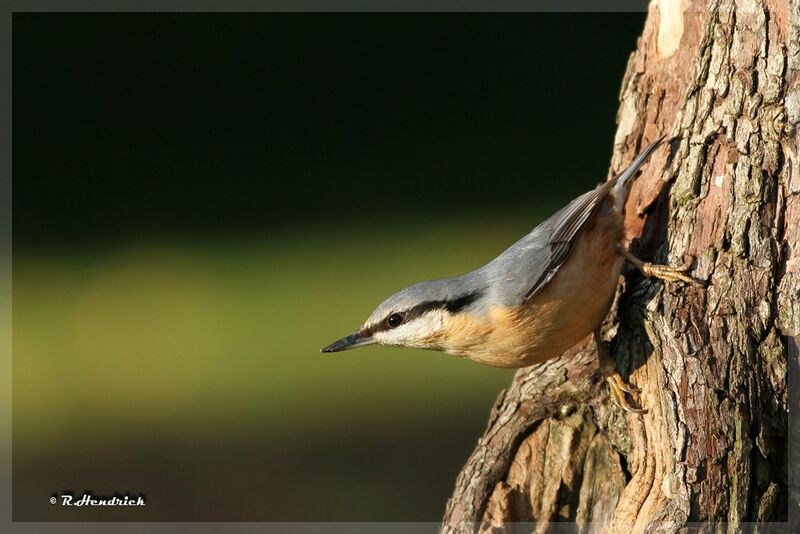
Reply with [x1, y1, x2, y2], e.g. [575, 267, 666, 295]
[612, 136, 666, 212]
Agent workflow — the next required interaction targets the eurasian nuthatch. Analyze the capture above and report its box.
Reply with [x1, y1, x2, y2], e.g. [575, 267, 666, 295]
[322, 137, 701, 412]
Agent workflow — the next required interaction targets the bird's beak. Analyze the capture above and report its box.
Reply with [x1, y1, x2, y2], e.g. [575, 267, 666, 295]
[320, 331, 375, 353]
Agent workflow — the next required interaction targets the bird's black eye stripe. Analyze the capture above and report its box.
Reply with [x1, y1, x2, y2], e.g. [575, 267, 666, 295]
[368, 290, 483, 335]
[444, 291, 481, 313]
[386, 313, 404, 329]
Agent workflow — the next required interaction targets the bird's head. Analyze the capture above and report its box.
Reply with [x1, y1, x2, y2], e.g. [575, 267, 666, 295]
[321, 278, 482, 354]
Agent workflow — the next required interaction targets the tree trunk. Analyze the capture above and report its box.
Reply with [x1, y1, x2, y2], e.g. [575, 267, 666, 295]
[443, 1, 798, 532]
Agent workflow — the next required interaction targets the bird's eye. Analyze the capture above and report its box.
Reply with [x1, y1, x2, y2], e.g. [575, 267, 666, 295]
[387, 313, 403, 329]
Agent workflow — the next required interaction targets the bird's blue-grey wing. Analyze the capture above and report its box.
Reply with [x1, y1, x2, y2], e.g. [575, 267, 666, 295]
[483, 182, 614, 306]
[524, 186, 611, 299]
[484, 138, 664, 306]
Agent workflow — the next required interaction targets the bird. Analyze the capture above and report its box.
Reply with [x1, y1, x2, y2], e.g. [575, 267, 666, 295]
[321, 137, 702, 412]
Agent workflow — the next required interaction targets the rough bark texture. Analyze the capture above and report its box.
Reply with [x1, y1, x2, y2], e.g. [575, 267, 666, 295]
[443, 1, 798, 532]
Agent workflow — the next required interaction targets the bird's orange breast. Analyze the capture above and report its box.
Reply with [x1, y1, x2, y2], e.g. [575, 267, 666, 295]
[440, 209, 624, 368]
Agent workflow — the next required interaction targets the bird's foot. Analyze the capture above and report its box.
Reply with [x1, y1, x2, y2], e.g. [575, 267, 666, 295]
[638, 260, 704, 285]
[617, 247, 705, 286]
[605, 372, 647, 414]
[595, 329, 647, 414]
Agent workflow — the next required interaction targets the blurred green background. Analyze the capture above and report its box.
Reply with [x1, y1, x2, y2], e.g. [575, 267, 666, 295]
[12, 13, 644, 520]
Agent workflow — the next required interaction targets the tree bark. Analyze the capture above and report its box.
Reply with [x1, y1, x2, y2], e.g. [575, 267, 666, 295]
[443, 1, 798, 532]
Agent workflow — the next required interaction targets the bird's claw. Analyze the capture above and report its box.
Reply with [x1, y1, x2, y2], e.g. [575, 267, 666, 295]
[618, 247, 706, 287]
[594, 329, 647, 414]
[605, 373, 647, 414]
[639, 259, 704, 286]
[609, 373, 640, 394]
